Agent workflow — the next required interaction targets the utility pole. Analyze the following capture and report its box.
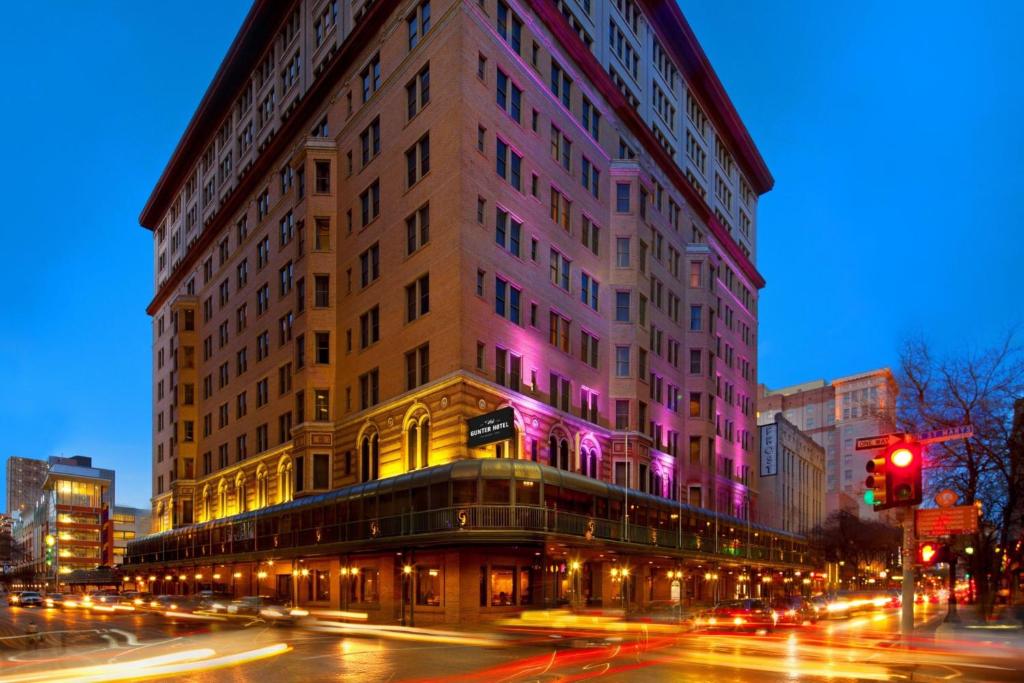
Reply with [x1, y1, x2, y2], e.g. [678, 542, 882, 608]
[901, 509, 915, 636]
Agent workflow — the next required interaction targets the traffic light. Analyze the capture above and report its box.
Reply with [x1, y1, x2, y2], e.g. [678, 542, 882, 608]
[864, 455, 887, 508]
[917, 542, 949, 566]
[44, 533, 55, 567]
[886, 442, 922, 508]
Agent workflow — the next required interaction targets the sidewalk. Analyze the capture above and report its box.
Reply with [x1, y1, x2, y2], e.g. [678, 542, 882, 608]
[931, 603, 1024, 647]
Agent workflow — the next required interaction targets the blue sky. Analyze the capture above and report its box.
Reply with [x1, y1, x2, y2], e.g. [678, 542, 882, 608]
[0, 2, 1020, 510]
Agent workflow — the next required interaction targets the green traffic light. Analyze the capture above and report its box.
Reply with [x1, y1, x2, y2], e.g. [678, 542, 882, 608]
[864, 489, 875, 505]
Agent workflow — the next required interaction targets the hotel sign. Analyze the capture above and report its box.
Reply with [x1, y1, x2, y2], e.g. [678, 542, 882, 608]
[759, 423, 778, 477]
[467, 407, 515, 447]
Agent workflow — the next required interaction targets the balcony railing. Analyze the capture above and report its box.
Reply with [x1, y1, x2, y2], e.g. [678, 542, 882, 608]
[127, 504, 810, 567]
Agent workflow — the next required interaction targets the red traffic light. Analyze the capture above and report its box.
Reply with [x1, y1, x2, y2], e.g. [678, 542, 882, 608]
[921, 543, 936, 563]
[917, 542, 949, 565]
[890, 447, 914, 468]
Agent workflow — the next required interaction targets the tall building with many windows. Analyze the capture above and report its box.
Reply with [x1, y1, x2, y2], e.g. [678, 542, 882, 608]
[757, 368, 898, 518]
[6, 456, 48, 517]
[131, 0, 793, 623]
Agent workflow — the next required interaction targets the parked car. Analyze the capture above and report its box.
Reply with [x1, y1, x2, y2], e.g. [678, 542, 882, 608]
[696, 599, 777, 632]
[772, 596, 817, 626]
[13, 591, 43, 607]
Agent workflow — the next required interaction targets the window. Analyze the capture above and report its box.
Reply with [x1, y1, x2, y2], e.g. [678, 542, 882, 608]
[549, 187, 571, 230]
[314, 275, 330, 307]
[550, 60, 572, 108]
[581, 96, 600, 139]
[416, 566, 442, 606]
[495, 138, 522, 190]
[361, 53, 381, 102]
[615, 237, 630, 268]
[496, 1, 522, 53]
[615, 291, 630, 322]
[405, 343, 430, 390]
[549, 249, 571, 291]
[314, 160, 331, 194]
[581, 216, 599, 255]
[359, 242, 380, 287]
[407, 0, 431, 51]
[279, 261, 293, 296]
[615, 345, 630, 377]
[360, 179, 380, 225]
[406, 204, 429, 254]
[405, 274, 430, 322]
[315, 331, 330, 364]
[550, 125, 571, 171]
[406, 64, 430, 119]
[359, 369, 380, 410]
[315, 218, 331, 251]
[615, 400, 630, 430]
[314, 389, 330, 420]
[580, 330, 598, 368]
[496, 69, 522, 123]
[405, 133, 430, 187]
[360, 118, 380, 166]
[256, 284, 270, 314]
[548, 311, 570, 353]
[257, 236, 270, 269]
[689, 349, 702, 374]
[494, 347, 521, 390]
[359, 307, 380, 348]
[581, 157, 599, 198]
[495, 207, 522, 257]
[615, 182, 631, 212]
[494, 277, 521, 324]
[580, 272, 599, 310]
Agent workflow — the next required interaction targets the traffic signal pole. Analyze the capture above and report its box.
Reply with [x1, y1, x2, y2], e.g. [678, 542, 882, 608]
[902, 509, 915, 637]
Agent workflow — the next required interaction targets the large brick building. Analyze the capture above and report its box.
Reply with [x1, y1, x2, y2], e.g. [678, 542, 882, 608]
[129, 0, 804, 623]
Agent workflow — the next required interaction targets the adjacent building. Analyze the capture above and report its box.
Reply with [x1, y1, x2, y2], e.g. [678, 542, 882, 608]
[128, 0, 808, 622]
[6, 456, 48, 517]
[757, 368, 898, 518]
[10, 456, 116, 590]
[757, 413, 825, 535]
[112, 506, 152, 566]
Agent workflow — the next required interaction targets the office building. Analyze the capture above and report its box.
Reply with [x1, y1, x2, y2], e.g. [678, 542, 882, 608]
[6, 456, 48, 517]
[757, 413, 825, 535]
[128, 0, 805, 623]
[758, 368, 898, 518]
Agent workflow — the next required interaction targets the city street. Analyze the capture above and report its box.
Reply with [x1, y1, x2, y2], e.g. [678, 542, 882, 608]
[0, 603, 1021, 682]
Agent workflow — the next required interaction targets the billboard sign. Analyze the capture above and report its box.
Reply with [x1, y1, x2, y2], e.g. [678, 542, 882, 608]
[467, 407, 516, 448]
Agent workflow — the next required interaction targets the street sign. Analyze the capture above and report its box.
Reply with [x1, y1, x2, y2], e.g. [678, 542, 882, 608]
[855, 433, 903, 451]
[466, 407, 516, 447]
[915, 506, 979, 538]
[934, 489, 959, 508]
[913, 425, 974, 445]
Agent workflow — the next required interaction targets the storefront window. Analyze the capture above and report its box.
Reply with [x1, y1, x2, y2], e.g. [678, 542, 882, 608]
[490, 566, 515, 606]
[416, 567, 442, 606]
[358, 568, 379, 604]
[519, 566, 535, 605]
[315, 569, 330, 601]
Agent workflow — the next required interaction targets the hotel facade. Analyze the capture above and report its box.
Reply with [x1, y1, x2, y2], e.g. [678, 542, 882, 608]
[128, 0, 810, 623]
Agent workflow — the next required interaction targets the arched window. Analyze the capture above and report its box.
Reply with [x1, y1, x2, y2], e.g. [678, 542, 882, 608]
[360, 431, 379, 482]
[589, 450, 598, 478]
[217, 479, 228, 517]
[202, 486, 211, 522]
[407, 423, 418, 471]
[549, 436, 557, 466]
[420, 418, 430, 467]
[236, 474, 247, 513]
[156, 502, 166, 532]
[559, 440, 570, 470]
[579, 447, 589, 475]
[278, 458, 294, 503]
[256, 466, 269, 508]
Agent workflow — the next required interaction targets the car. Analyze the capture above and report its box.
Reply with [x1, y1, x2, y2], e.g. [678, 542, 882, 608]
[121, 592, 154, 607]
[44, 593, 67, 608]
[697, 599, 777, 632]
[771, 596, 817, 626]
[14, 591, 43, 607]
[226, 596, 302, 623]
[150, 595, 188, 611]
[195, 591, 234, 613]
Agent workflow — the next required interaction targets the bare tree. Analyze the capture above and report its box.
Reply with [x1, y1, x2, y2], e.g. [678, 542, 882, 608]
[809, 510, 901, 580]
[897, 331, 1024, 615]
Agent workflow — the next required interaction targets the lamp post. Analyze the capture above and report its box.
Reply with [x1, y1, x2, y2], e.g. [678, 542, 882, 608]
[570, 561, 582, 609]
[401, 564, 413, 626]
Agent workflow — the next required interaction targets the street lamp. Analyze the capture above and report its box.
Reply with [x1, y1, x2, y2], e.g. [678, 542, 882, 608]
[402, 564, 413, 627]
